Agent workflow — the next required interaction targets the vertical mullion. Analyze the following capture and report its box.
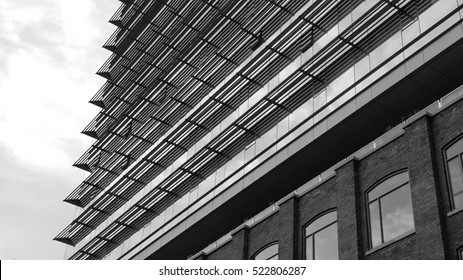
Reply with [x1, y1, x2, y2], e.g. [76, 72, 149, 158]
[378, 198, 384, 244]
[452, 154, 463, 201]
[312, 233, 316, 260]
[459, 154, 463, 194]
[367, 201, 373, 247]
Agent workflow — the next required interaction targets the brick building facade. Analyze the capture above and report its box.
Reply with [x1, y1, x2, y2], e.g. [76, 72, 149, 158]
[191, 89, 463, 260]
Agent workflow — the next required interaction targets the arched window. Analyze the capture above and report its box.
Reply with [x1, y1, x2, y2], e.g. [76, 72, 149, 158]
[252, 243, 278, 260]
[458, 247, 463, 260]
[304, 210, 338, 260]
[367, 171, 414, 248]
[444, 137, 463, 210]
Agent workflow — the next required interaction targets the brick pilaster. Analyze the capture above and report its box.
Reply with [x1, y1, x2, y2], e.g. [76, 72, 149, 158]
[278, 196, 299, 259]
[335, 158, 363, 259]
[230, 226, 249, 260]
[404, 114, 447, 259]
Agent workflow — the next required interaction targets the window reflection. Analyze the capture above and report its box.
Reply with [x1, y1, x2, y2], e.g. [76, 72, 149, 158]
[304, 210, 338, 260]
[445, 137, 463, 210]
[368, 201, 381, 247]
[367, 171, 415, 248]
[380, 185, 414, 243]
[252, 243, 278, 260]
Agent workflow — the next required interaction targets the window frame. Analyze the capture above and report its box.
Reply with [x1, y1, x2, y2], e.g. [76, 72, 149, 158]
[251, 242, 278, 260]
[365, 170, 415, 249]
[443, 136, 463, 211]
[303, 209, 338, 260]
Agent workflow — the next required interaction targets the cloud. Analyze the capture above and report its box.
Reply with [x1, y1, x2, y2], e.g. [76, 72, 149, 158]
[0, 0, 119, 259]
[0, 0, 59, 74]
[0, 0, 118, 168]
[382, 206, 415, 242]
[0, 141, 78, 259]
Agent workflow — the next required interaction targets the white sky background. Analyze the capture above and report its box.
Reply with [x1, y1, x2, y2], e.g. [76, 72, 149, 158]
[0, 0, 119, 259]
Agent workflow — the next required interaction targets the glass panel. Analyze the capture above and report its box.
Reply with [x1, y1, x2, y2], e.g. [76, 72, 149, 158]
[197, 174, 215, 197]
[279, 59, 299, 82]
[172, 194, 189, 216]
[305, 211, 337, 235]
[355, 56, 370, 82]
[245, 141, 256, 164]
[369, 32, 402, 69]
[277, 116, 290, 149]
[368, 200, 382, 248]
[194, 133, 212, 155]
[338, 10, 352, 34]
[277, 115, 289, 139]
[368, 172, 409, 201]
[314, 90, 327, 112]
[453, 192, 463, 210]
[327, 67, 355, 102]
[164, 204, 174, 221]
[314, 223, 338, 260]
[402, 20, 421, 47]
[225, 151, 244, 177]
[305, 235, 313, 260]
[446, 138, 463, 158]
[254, 244, 278, 260]
[448, 157, 463, 195]
[214, 165, 226, 185]
[352, 0, 379, 22]
[380, 184, 414, 243]
[313, 25, 338, 53]
[419, 0, 457, 32]
[189, 187, 198, 204]
[290, 97, 311, 127]
[255, 126, 276, 155]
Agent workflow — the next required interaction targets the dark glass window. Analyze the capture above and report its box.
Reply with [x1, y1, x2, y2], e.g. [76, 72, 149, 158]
[367, 171, 415, 248]
[252, 243, 278, 260]
[445, 137, 463, 210]
[304, 211, 338, 260]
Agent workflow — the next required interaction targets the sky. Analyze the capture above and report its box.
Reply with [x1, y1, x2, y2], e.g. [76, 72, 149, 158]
[0, 0, 120, 259]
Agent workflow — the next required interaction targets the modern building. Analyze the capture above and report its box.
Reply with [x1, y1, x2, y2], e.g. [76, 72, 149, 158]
[55, 0, 463, 260]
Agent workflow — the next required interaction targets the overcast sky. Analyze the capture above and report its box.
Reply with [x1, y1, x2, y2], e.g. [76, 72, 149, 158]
[0, 0, 120, 259]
